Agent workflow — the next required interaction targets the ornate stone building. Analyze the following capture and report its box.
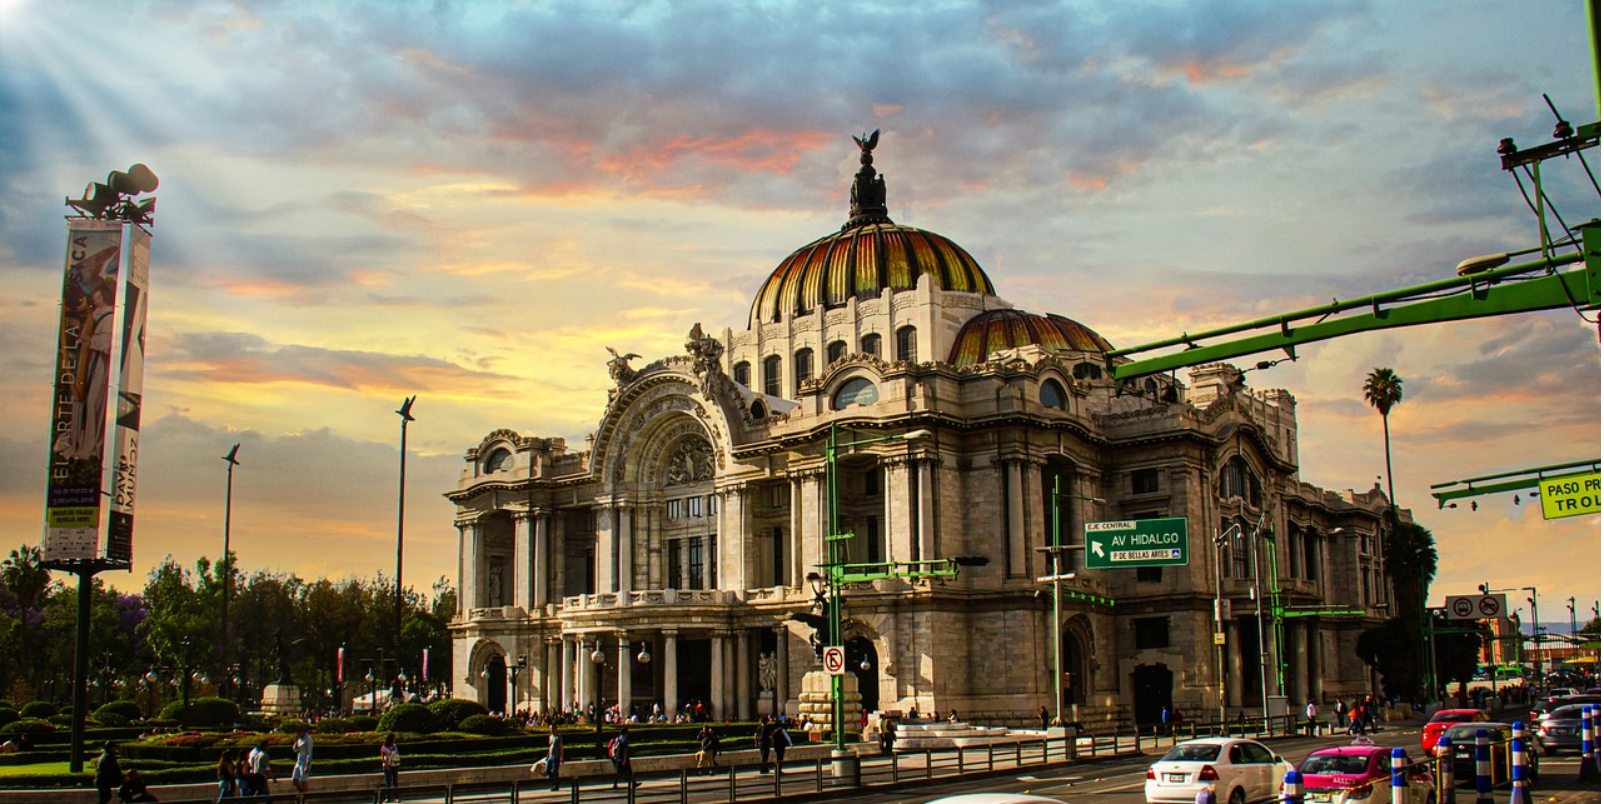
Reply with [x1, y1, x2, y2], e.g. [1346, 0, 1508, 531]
[446, 136, 1399, 727]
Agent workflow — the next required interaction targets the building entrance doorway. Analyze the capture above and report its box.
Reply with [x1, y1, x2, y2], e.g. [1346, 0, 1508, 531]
[846, 636, 880, 712]
[1132, 664, 1172, 725]
[484, 655, 508, 714]
[677, 640, 711, 713]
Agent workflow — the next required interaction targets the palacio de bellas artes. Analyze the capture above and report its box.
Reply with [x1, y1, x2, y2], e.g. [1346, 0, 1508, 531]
[444, 133, 1401, 731]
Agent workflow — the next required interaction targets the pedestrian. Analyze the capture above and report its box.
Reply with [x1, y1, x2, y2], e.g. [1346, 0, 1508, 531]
[94, 742, 121, 804]
[768, 716, 793, 771]
[215, 749, 237, 802]
[379, 734, 401, 802]
[290, 725, 314, 793]
[543, 726, 563, 791]
[879, 719, 898, 753]
[244, 740, 273, 796]
[755, 715, 773, 772]
[607, 726, 637, 789]
[1334, 698, 1347, 729]
[695, 726, 720, 774]
[1304, 699, 1318, 736]
[118, 769, 158, 802]
[1038, 705, 1050, 730]
[1161, 705, 1172, 736]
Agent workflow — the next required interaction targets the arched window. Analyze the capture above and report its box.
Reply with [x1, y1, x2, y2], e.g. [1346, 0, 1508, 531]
[832, 377, 879, 409]
[733, 361, 751, 388]
[1040, 379, 1068, 410]
[827, 340, 848, 364]
[748, 400, 767, 420]
[1072, 362, 1103, 380]
[895, 326, 917, 362]
[860, 333, 882, 358]
[763, 355, 782, 397]
[794, 348, 814, 395]
[1228, 517, 1250, 579]
[484, 448, 513, 473]
[1218, 457, 1262, 506]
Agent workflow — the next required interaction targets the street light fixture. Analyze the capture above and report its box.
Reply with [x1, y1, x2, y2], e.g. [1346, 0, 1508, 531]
[220, 443, 240, 705]
[508, 655, 527, 717]
[590, 642, 607, 734]
[394, 396, 416, 667]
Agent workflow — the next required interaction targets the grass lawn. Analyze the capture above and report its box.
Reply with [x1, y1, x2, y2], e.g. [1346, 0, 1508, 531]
[0, 761, 82, 778]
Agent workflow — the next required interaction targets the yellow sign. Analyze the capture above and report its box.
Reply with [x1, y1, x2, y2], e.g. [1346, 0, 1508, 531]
[1213, 632, 1226, 645]
[1539, 471, 1601, 520]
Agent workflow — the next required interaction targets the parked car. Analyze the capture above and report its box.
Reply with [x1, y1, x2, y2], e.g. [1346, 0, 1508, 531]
[1529, 694, 1599, 724]
[1145, 737, 1293, 804]
[925, 796, 1069, 804]
[1439, 723, 1541, 787]
[1298, 743, 1436, 804]
[1535, 704, 1596, 755]
[1421, 709, 1488, 754]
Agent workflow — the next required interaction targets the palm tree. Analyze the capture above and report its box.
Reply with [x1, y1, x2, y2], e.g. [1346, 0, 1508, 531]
[1362, 368, 1405, 517]
[1, 545, 51, 613]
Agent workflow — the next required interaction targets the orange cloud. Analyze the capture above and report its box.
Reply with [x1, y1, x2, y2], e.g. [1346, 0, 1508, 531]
[596, 129, 833, 182]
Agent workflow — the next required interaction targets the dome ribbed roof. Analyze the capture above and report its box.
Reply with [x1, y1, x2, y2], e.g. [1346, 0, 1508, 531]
[748, 221, 995, 326]
[948, 309, 1114, 366]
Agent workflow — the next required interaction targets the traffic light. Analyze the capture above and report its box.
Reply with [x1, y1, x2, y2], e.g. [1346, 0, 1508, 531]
[1479, 583, 1490, 595]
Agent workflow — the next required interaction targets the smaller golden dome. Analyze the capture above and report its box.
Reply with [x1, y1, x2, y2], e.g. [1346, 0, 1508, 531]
[948, 309, 1114, 366]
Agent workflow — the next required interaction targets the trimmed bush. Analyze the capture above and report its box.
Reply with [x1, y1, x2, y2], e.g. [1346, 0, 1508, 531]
[0, 708, 18, 729]
[95, 700, 143, 722]
[457, 714, 510, 736]
[376, 703, 439, 734]
[157, 696, 239, 728]
[276, 718, 310, 734]
[427, 698, 487, 729]
[314, 717, 351, 735]
[93, 712, 128, 727]
[346, 714, 379, 732]
[18, 702, 56, 719]
[0, 718, 57, 736]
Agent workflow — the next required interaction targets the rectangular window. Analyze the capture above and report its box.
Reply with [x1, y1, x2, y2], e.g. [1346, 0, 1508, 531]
[771, 526, 785, 586]
[688, 496, 703, 517]
[865, 468, 881, 497]
[1134, 616, 1170, 649]
[1303, 532, 1320, 581]
[707, 494, 718, 516]
[1132, 468, 1160, 495]
[708, 534, 717, 587]
[688, 537, 704, 589]
[667, 540, 682, 589]
[771, 485, 786, 508]
[667, 499, 683, 520]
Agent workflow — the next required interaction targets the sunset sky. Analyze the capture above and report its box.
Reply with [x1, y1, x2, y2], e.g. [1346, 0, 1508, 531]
[0, 0, 1597, 629]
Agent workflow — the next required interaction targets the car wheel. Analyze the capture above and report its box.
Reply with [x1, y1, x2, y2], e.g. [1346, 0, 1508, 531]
[1541, 745, 1555, 756]
[1229, 788, 1245, 804]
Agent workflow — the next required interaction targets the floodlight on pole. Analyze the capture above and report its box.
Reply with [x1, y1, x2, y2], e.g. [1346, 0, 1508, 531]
[394, 396, 415, 666]
[220, 443, 240, 703]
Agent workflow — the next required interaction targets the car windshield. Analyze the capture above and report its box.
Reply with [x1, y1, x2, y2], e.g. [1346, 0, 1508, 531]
[1300, 754, 1371, 776]
[1162, 744, 1222, 762]
[1445, 725, 1504, 741]
[1432, 712, 1476, 723]
[1551, 706, 1589, 719]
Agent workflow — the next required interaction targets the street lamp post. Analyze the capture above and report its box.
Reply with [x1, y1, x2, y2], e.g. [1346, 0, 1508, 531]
[394, 396, 415, 663]
[590, 642, 607, 736]
[509, 655, 526, 717]
[220, 444, 240, 704]
[1039, 476, 1105, 733]
[1212, 522, 1242, 728]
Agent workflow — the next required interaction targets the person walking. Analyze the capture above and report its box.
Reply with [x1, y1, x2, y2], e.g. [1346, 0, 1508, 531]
[543, 726, 563, 791]
[290, 725, 314, 793]
[379, 734, 401, 802]
[1038, 705, 1050, 730]
[244, 740, 274, 796]
[607, 726, 637, 789]
[1304, 699, 1318, 736]
[1334, 698, 1347, 730]
[215, 749, 238, 802]
[755, 715, 773, 772]
[94, 742, 121, 804]
[695, 726, 720, 774]
[768, 716, 793, 772]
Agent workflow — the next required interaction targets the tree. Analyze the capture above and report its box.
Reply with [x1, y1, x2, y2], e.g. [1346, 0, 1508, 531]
[1362, 368, 1405, 517]
[1384, 522, 1438, 698]
[1, 545, 51, 614]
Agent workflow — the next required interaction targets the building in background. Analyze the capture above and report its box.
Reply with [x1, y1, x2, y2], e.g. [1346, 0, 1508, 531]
[446, 137, 1399, 727]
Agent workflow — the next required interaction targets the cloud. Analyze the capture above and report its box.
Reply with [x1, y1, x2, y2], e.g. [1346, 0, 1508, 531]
[161, 331, 519, 395]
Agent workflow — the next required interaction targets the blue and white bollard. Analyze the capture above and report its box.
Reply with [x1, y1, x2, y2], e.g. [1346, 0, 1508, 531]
[1281, 769, 1302, 804]
[1437, 734, 1456, 804]
[1508, 737, 1528, 804]
[1475, 728, 1492, 804]
[1391, 747, 1407, 804]
[1580, 704, 1599, 783]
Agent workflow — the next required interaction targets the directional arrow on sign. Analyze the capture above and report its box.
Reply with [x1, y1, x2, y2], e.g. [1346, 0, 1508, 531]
[1091, 542, 1105, 558]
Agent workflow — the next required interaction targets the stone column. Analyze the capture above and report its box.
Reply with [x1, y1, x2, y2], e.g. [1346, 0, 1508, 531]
[574, 637, 590, 715]
[513, 512, 535, 612]
[528, 642, 546, 715]
[736, 630, 752, 720]
[883, 459, 912, 562]
[917, 458, 937, 563]
[617, 633, 632, 715]
[596, 504, 617, 593]
[710, 631, 727, 720]
[545, 639, 560, 712]
[788, 476, 804, 587]
[618, 505, 634, 593]
[533, 509, 551, 611]
[663, 630, 680, 717]
[1006, 459, 1027, 578]
[774, 625, 789, 717]
[455, 521, 470, 616]
[462, 518, 485, 609]
[799, 472, 825, 583]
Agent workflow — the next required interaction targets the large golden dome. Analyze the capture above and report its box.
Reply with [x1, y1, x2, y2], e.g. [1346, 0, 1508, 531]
[748, 221, 995, 326]
[948, 309, 1114, 366]
[748, 130, 995, 327]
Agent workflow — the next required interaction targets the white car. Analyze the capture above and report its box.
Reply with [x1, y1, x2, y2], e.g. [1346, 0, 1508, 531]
[1145, 737, 1293, 804]
[925, 796, 1069, 804]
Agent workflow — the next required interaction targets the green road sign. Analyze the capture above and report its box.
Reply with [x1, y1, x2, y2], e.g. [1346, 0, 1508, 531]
[1083, 517, 1189, 569]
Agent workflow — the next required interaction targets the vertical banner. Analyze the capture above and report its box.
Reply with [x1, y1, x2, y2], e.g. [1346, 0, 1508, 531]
[43, 220, 145, 567]
[337, 646, 346, 684]
[422, 648, 430, 683]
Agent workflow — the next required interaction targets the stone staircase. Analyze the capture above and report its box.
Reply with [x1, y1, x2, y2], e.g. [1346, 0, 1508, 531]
[891, 720, 1036, 749]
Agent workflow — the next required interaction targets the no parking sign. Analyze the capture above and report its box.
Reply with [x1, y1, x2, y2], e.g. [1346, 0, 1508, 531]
[823, 646, 847, 675]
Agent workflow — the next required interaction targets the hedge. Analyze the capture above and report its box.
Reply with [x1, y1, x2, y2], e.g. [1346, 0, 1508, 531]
[18, 702, 56, 719]
[426, 698, 487, 730]
[159, 697, 239, 728]
[376, 703, 439, 734]
[95, 700, 144, 722]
